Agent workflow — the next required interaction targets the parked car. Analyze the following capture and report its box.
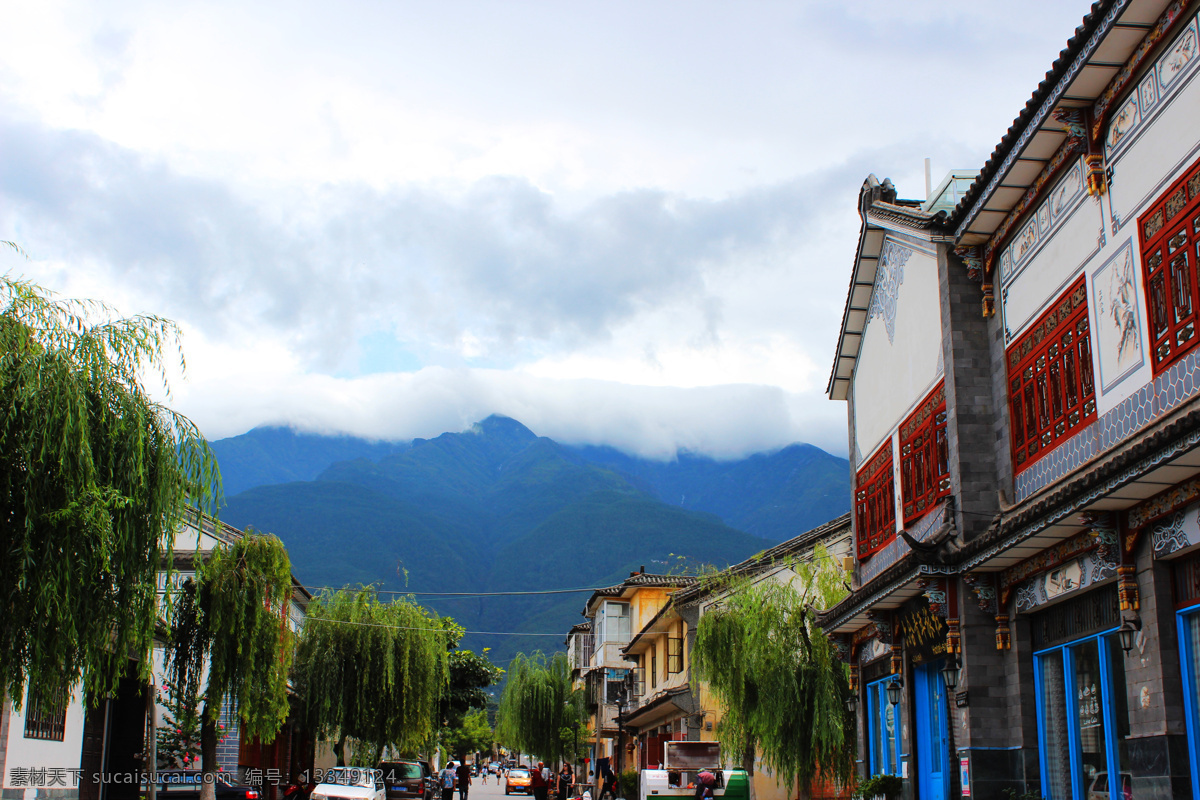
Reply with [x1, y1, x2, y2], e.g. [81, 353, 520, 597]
[149, 770, 261, 800]
[379, 761, 434, 800]
[1087, 772, 1132, 800]
[504, 769, 532, 796]
[310, 768, 385, 800]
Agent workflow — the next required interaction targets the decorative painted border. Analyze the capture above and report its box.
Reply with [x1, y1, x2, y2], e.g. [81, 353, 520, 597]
[1015, 339, 1200, 501]
[1129, 473, 1200, 528]
[999, 157, 1088, 287]
[867, 240, 913, 345]
[1013, 552, 1118, 613]
[1099, 2, 1192, 156]
[1000, 528, 1103, 591]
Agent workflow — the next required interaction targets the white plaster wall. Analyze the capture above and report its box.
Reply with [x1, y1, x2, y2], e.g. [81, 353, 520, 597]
[1000, 196, 1104, 342]
[1108, 36, 1200, 232]
[2, 689, 87, 787]
[852, 245, 942, 461]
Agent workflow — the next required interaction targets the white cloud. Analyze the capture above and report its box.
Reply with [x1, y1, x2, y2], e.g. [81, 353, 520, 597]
[0, 0, 1100, 459]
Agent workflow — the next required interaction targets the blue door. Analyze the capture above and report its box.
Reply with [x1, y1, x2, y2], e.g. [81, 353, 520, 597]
[914, 662, 949, 800]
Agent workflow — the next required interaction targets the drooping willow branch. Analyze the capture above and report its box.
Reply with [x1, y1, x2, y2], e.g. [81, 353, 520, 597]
[0, 275, 219, 711]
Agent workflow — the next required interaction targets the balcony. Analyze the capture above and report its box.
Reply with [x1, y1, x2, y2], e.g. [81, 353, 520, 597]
[592, 640, 634, 670]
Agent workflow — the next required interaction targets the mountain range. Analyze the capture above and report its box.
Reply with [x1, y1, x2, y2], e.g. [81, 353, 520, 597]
[213, 415, 850, 667]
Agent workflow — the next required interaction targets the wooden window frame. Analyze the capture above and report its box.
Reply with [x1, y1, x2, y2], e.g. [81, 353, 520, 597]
[667, 637, 683, 674]
[1006, 276, 1096, 472]
[24, 689, 67, 741]
[899, 382, 950, 524]
[855, 441, 895, 561]
[1139, 154, 1200, 374]
[650, 647, 658, 689]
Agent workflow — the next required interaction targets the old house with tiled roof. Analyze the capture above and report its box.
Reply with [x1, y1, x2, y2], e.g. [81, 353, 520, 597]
[822, 1, 1200, 797]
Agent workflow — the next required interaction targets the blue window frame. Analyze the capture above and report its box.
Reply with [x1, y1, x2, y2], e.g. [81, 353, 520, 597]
[1178, 602, 1200, 800]
[866, 676, 901, 776]
[1033, 630, 1132, 800]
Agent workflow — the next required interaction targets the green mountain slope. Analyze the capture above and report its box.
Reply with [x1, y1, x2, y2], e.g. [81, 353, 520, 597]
[211, 426, 408, 497]
[221, 480, 476, 593]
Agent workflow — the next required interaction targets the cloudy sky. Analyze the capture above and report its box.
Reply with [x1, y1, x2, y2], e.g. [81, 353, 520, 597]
[0, 1, 1089, 459]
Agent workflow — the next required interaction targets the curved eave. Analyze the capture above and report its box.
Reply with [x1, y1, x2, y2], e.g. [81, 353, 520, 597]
[953, 0, 1175, 245]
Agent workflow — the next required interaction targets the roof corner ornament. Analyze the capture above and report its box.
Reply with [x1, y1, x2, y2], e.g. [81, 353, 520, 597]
[900, 502, 962, 566]
[859, 174, 898, 215]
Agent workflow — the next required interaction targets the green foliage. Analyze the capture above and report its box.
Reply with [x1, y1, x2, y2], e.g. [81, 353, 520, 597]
[444, 708, 494, 757]
[495, 651, 583, 763]
[617, 771, 638, 800]
[444, 648, 504, 729]
[157, 676, 206, 769]
[167, 533, 295, 735]
[292, 586, 450, 762]
[0, 276, 219, 710]
[691, 545, 853, 793]
[854, 774, 902, 799]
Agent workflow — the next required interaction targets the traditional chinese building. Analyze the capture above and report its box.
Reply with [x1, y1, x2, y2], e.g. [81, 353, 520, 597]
[819, 1, 1200, 798]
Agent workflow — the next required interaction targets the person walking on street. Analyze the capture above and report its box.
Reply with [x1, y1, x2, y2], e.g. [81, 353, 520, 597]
[456, 762, 472, 800]
[556, 764, 573, 800]
[530, 761, 548, 800]
[440, 763, 457, 800]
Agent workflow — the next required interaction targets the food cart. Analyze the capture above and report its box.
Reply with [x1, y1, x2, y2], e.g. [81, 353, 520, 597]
[638, 743, 747, 800]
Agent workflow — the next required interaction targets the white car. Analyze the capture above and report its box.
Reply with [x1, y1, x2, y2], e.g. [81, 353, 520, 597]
[311, 768, 386, 800]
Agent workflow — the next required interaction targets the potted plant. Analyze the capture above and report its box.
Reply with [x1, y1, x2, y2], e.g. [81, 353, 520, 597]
[854, 774, 902, 800]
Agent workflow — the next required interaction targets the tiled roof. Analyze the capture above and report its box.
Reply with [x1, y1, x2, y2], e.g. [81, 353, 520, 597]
[673, 513, 852, 606]
[583, 573, 698, 614]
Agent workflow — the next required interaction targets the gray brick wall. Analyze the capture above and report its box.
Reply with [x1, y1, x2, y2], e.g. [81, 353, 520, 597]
[939, 247, 1000, 542]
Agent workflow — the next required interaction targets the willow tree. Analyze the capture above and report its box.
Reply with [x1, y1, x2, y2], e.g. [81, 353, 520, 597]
[495, 651, 582, 765]
[166, 533, 294, 800]
[691, 545, 853, 798]
[292, 587, 450, 764]
[0, 274, 218, 711]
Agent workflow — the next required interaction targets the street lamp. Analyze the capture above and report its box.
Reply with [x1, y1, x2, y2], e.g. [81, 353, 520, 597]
[1118, 613, 1142, 654]
[886, 676, 902, 706]
[941, 657, 960, 693]
[845, 692, 858, 714]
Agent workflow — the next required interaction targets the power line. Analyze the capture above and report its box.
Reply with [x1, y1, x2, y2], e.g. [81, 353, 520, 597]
[303, 615, 567, 637]
[307, 586, 603, 597]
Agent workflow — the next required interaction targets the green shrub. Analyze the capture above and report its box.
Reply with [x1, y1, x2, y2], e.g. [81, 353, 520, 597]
[855, 774, 903, 799]
[618, 770, 639, 799]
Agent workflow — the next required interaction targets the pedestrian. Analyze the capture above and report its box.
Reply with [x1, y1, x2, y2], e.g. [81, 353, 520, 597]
[694, 771, 715, 800]
[440, 762, 457, 800]
[529, 761, 548, 800]
[456, 762, 472, 800]
[556, 764, 573, 800]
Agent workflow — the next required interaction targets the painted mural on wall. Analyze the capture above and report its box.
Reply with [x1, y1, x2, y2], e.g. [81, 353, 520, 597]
[1091, 239, 1145, 391]
[1014, 550, 1119, 613]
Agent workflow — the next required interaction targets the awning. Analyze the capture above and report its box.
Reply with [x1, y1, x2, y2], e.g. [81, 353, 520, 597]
[623, 687, 696, 731]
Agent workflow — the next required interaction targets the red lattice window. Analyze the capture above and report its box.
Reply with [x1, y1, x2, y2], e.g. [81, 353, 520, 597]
[855, 441, 895, 560]
[1007, 276, 1096, 472]
[1139, 155, 1200, 373]
[899, 382, 949, 524]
